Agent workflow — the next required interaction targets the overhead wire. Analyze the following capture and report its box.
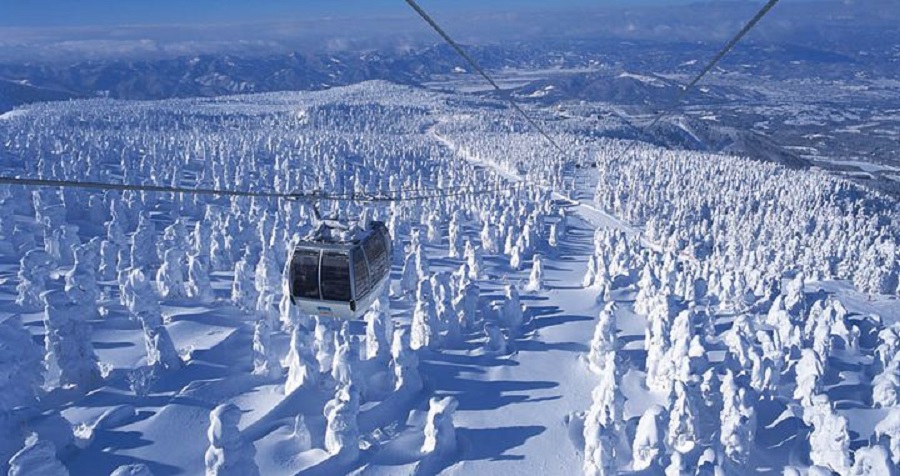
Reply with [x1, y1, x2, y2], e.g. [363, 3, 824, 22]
[0, 0, 782, 203]
[608, 0, 782, 163]
[402, 0, 566, 156]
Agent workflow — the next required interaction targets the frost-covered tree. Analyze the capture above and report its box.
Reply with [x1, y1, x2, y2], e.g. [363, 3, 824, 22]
[588, 302, 617, 375]
[391, 327, 422, 393]
[314, 317, 336, 374]
[850, 445, 897, 476]
[632, 405, 666, 471]
[364, 294, 392, 362]
[156, 248, 187, 299]
[524, 254, 544, 292]
[583, 422, 617, 476]
[803, 395, 851, 474]
[667, 380, 699, 454]
[874, 356, 900, 408]
[668, 309, 695, 384]
[332, 336, 365, 396]
[231, 253, 258, 311]
[98, 240, 119, 282]
[453, 279, 480, 332]
[284, 324, 318, 394]
[253, 246, 281, 321]
[509, 240, 523, 271]
[130, 214, 157, 269]
[634, 263, 660, 316]
[400, 249, 419, 297]
[65, 240, 101, 318]
[291, 414, 312, 453]
[0, 316, 44, 413]
[720, 370, 756, 467]
[411, 279, 439, 350]
[122, 270, 182, 371]
[8, 433, 68, 476]
[784, 272, 806, 318]
[499, 284, 524, 337]
[204, 403, 259, 476]
[15, 249, 53, 311]
[43, 290, 101, 390]
[422, 396, 459, 457]
[324, 384, 360, 461]
[794, 348, 824, 406]
[465, 240, 483, 280]
[186, 253, 214, 304]
[483, 321, 509, 354]
[645, 295, 676, 393]
[252, 318, 281, 379]
[877, 324, 900, 373]
[874, 408, 900, 466]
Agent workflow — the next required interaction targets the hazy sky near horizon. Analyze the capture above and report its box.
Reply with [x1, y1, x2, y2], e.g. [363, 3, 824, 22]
[1, 0, 703, 27]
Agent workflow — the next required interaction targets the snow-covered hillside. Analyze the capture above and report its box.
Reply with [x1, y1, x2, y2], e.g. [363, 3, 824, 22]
[0, 81, 898, 475]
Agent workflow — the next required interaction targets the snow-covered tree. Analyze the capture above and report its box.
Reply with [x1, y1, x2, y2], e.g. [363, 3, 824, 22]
[524, 254, 544, 292]
[874, 408, 900, 466]
[122, 270, 182, 371]
[291, 414, 312, 453]
[15, 249, 53, 311]
[720, 370, 756, 467]
[332, 335, 365, 396]
[803, 395, 851, 474]
[156, 248, 187, 299]
[421, 396, 459, 456]
[583, 422, 617, 476]
[632, 405, 666, 471]
[874, 356, 900, 408]
[364, 294, 392, 362]
[391, 327, 422, 393]
[186, 253, 214, 304]
[667, 380, 699, 454]
[411, 279, 439, 350]
[0, 315, 44, 414]
[64, 241, 101, 318]
[8, 433, 68, 476]
[400, 249, 418, 297]
[314, 317, 336, 374]
[43, 290, 101, 390]
[587, 302, 617, 375]
[204, 403, 259, 476]
[324, 384, 360, 461]
[850, 445, 897, 476]
[284, 324, 318, 394]
[252, 318, 281, 379]
[499, 284, 524, 337]
[130, 214, 156, 269]
[231, 253, 258, 311]
[794, 348, 824, 406]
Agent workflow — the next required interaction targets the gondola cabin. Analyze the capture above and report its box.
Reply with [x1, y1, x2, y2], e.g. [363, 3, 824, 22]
[289, 221, 392, 320]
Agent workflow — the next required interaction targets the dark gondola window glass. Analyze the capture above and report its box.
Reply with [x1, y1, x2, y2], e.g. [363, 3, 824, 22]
[363, 231, 388, 283]
[292, 249, 321, 299]
[321, 251, 352, 302]
[352, 247, 371, 298]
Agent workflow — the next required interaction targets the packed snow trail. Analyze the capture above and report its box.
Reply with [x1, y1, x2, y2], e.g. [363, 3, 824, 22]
[421, 209, 611, 475]
[359, 120, 643, 474]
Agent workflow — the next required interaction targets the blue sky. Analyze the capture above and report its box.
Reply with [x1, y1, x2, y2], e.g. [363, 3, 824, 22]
[0, 0, 694, 27]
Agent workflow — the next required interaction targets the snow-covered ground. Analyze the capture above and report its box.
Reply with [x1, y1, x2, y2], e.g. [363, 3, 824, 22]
[0, 81, 899, 475]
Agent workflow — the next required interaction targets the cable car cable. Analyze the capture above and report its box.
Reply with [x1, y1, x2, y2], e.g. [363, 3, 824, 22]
[402, 0, 566, 157]
[607, 0, 782, 163]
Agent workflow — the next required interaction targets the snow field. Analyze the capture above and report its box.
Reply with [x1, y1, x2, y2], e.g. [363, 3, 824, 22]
[0, 80, 898, 475]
